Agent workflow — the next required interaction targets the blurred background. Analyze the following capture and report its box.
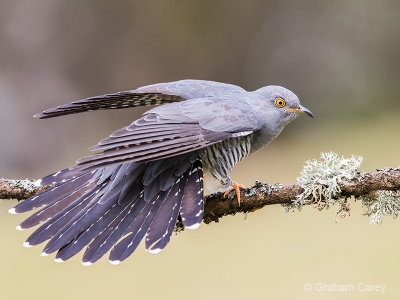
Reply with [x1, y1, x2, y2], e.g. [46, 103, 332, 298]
[1, 0, 400, 299]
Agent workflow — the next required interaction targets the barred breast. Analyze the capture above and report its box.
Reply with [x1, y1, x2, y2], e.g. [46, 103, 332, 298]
[201, 135, 252, 193]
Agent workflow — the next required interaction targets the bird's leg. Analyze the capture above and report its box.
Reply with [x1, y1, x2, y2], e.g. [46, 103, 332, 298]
[223, 182, 246, 206]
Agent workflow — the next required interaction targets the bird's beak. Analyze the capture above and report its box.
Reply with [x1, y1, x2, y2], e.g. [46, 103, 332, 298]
[286, 105, 314, 118]
[299, 105, 314, 118]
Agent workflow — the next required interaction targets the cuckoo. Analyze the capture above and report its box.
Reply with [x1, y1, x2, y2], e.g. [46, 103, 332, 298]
[10, 79, 313, 265]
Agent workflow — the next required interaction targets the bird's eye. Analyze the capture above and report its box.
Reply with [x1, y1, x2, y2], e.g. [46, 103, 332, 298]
[274, 97, 286, 108]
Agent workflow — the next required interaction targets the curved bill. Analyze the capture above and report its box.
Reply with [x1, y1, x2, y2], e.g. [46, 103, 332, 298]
[299, 105, 314, 118]
[286, 105, 314, 118]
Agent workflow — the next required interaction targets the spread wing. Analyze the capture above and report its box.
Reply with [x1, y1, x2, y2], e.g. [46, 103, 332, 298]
[73, 97, 262, 172]
[35, 80, 246, 119]
[12, 83, 258, 264]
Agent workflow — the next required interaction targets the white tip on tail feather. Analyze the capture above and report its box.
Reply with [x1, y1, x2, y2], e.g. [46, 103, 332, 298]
[8, 208, 17, 214]
[185, 223, 201, 230]
[148, 248, 162, 254]
[23, 242, 33, 248]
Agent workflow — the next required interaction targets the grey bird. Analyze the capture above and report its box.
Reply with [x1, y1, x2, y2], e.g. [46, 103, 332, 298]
[10, 79, 313, 265]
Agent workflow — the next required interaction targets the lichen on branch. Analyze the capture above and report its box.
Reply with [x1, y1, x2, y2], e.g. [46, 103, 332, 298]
[285, 151, 400, 224]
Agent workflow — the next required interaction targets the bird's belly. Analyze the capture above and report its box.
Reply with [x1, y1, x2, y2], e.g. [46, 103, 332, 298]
[203, 170, 228, 194]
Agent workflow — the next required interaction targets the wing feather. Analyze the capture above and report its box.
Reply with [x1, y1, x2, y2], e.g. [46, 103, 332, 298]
[70, 97, 260, 171]
[34, 80, 246, 119]
[35, 92, 184, 119]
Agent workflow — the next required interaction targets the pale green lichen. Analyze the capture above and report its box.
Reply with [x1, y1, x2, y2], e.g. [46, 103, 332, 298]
[362, 190, 400, 224]
[286, 152, 363, 212]
[284, 152, 400, 224]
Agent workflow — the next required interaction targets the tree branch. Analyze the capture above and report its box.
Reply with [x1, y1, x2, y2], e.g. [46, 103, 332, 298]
[0, 179, 48, 200]
[2, 168, 400, 225]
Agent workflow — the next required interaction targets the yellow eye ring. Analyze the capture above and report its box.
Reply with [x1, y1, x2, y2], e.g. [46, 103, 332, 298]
[274, 97, 286, 108]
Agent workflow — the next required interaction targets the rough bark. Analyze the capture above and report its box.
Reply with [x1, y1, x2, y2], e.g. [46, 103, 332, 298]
[2, 168, 400, 225]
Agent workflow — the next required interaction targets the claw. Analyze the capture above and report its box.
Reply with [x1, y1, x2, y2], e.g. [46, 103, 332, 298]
[223, 182, 246, 206]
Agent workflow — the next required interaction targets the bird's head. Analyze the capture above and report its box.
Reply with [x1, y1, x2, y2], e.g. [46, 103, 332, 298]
[251, 85, 314, 128]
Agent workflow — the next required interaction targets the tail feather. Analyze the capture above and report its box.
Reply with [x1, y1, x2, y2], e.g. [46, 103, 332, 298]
[55, 185, 143, 261]
[55, 201, 121, 262]
[14, 154, 206, 264]
[98, 164, 145, 205]
[40, 167, 95, 186]
[14, 170, 98, 214]
[42, 186, 120, 255]
[18, 180, 98, 229]
[108, 191, 169, 263]
[82, 192, 149, 264]
[24, 186, 101, 247]
[145, 177, 186, 254]
[50, 164, 145, 260]
[142, 155, 193, 199]
[180, 159, 204, 229]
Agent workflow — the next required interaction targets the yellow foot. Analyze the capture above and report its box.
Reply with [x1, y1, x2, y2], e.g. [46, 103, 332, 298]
[223, 182, 246, 206]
